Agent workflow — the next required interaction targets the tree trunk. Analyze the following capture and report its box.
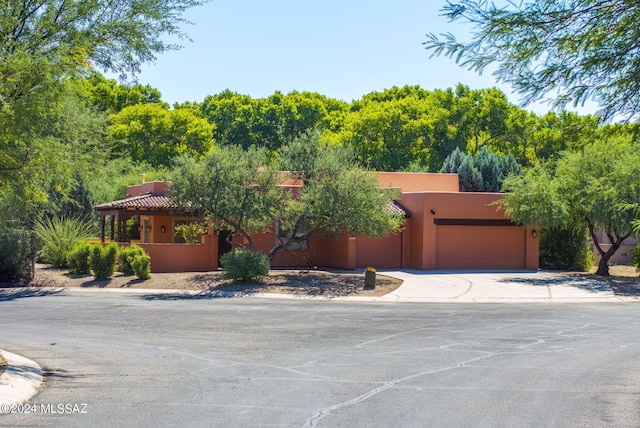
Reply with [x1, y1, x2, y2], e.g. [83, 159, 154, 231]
[587, 221, 630, 276]
[595, 254, 610, 276]
[589, 223, 631, 276]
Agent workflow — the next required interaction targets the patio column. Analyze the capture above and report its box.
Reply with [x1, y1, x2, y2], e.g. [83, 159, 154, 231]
[100, 214, 106, 243]
[110, 215, 116, 242]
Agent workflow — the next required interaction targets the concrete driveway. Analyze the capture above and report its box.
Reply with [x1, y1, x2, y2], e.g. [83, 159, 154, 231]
[371, 270, 620, 303]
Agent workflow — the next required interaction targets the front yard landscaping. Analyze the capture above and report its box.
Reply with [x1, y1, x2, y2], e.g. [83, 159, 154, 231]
[27, 264, 403, 298]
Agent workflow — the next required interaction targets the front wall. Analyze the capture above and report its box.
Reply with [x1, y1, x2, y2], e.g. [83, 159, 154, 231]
[138, 234, 217, 273]
[436, 225, 526, 270]
[356, 233, 402, 269]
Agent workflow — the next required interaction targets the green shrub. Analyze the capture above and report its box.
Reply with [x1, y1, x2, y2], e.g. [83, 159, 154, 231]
[0, 221, 37, 283]
[175, 222, 207, 244]
[66, 241, 92, 275]
[34, 217, 97, 268]
[89, 243, 118, 280]
[118, 244, 146, 275]
[221, 250, 270, 283]
[125, 218, 140, 241]
[632, 243, 640, 273]
[131, 253, 151, 280]
[364, 267, 376, 289]
[539, 227, 593, 271]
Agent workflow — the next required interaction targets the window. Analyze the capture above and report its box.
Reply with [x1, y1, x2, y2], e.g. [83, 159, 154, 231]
[142, 217, 150, 243]
[172, 218, 203, 244]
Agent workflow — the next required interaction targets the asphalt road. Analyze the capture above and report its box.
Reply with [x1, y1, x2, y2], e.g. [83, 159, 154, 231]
[1, 290, 640, 427]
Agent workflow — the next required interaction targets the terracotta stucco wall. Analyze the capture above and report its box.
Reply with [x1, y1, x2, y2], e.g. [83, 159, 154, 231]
[375, 172, 459, 192]
[398, 193, 427, 269]
[150, 216, 174, 244]
[126, 181, 170, 197]
[138, 234, 217, 272]
[314, 235, 355, 269]
[355, 232, 403, 268]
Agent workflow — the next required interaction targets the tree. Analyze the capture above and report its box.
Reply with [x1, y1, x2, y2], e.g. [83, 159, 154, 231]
[501, 139, 640, 275]
[425, 0, 640, 121]
[171, 145, 287, 252]
[76, 73, 165, 113]
[0, 0, 206, 210]
[454, 86, 511, 155]
[109, 104, 214, 167]
[200, 90, 347, 151]
[336, 86, 452, 171]
[0, 80, 108, 221]
[170, 133, 404, 264]
[274, 132, 404, 261]
[440, 146, 522, 192]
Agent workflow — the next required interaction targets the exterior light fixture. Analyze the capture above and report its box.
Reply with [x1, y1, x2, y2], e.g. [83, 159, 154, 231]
[161, 225, 166, 233]
[532, 229, 537, 238]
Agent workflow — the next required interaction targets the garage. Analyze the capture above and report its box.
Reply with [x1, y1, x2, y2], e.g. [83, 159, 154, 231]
[435, 220, 526, 270]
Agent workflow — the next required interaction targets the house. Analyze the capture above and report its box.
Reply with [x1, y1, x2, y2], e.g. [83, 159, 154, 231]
[94, 172, 539, 272]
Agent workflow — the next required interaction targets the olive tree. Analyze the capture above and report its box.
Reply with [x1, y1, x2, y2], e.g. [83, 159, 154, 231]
[170, 133, 404, 264]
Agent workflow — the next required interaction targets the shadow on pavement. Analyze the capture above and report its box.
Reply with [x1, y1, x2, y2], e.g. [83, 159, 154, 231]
[42, 367, 85, 380]
[139, 291, 241, 301]
[496, 275, 611, 293]
[0, 288, 63, 302]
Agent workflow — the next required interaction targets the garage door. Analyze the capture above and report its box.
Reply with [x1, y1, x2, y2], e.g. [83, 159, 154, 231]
[436, 225, 525, 270]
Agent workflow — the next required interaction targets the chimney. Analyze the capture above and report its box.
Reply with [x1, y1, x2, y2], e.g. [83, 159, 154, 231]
[141, 173, 146, 184]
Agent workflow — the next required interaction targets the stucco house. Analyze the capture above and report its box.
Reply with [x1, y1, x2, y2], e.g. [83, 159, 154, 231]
[94, 172, 539, 272]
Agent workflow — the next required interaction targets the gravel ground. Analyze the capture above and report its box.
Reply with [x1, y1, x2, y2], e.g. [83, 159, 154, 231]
[23, 264, 403, 298]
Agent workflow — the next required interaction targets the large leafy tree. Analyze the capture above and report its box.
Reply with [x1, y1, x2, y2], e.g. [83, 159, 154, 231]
[76, 73, 164, 114]
[501, 137, 640, 275]
[0, 0, 206, 202]
[109, 103, 214, 167]
[425, 0, 640, 121]
[336, 86, 453, 171]
[200, 90, 347, 151]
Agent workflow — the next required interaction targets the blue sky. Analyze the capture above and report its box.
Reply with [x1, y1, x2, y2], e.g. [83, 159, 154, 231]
[135, 0, 596, 115]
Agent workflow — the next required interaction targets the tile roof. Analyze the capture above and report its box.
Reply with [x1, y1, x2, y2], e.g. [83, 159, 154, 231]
[386, 200, 411, 218]
[95, 193, 410, 217]
[94, 194, 177, 211]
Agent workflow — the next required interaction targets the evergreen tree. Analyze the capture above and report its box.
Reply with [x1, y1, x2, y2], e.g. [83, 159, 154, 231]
[457, 155, 484, 192]
[473, 147, 503, 192]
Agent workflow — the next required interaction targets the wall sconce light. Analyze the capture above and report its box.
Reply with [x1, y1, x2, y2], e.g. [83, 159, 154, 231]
[161, 225, 166, 233]
[145, 225, 151, 233]
[532, 229, 537, 238]
[430, 209, 436, 215]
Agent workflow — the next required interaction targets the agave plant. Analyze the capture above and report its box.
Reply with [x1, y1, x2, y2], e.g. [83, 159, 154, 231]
[33, 217, 97, 268]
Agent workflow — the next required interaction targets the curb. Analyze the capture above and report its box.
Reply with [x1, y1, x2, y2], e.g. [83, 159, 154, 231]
[0, 350, 44, 411]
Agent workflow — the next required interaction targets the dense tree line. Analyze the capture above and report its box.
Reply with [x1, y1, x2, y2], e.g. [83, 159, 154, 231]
[1, 71, 620, 224]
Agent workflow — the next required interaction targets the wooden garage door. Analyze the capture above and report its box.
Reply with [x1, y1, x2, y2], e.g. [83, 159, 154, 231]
[436, 225, 525, 270]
